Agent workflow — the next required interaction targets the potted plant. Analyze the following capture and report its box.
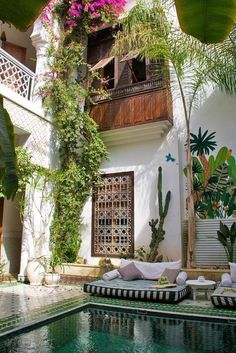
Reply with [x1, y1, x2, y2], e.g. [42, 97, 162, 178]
[44, 250, 62, 287]
[216, 221, 236, 263]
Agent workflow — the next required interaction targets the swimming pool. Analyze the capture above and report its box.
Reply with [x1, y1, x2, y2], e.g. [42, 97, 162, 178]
[0, 307, 235, 353]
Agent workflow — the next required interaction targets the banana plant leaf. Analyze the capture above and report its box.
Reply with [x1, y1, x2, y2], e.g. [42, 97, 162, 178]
[174, 0, 236, 44]
[0, 96, 18, 200]
[0, 0, 49, 31]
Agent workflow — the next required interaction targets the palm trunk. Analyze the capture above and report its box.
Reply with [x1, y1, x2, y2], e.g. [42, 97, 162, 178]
[175, 70, 196, 268]
[199, 153, 210, 187]
[186, 124, 196, 268]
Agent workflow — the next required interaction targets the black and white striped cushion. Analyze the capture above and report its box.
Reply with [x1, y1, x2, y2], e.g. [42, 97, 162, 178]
[211, 286, 236, 308]
[84, 278, 190, 303]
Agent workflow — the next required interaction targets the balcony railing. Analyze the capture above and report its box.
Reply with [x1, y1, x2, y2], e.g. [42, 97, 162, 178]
[0, 48, 35, 100]
[93, 77, 165, 102]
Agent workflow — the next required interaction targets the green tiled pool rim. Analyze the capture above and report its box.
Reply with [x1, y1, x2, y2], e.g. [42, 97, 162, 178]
[1, 290, 236, 338]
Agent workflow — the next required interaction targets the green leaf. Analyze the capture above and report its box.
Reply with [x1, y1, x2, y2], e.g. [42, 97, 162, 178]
[0, 0, 49, 31]
[215, 147, 228, 170]
[175, 0, 236, 44]
[0, 96, 18, 199]
[208, 155, 215, 176]
[217, 231, 228, 247]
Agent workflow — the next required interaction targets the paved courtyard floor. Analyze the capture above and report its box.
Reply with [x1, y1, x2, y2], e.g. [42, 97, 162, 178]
[0, 282, 87, 336]
[0, 282, 235, 338]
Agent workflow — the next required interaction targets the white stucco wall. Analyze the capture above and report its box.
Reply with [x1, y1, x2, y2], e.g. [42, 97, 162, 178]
[80, 126, 182, 266]
[190, 90, 236, 151]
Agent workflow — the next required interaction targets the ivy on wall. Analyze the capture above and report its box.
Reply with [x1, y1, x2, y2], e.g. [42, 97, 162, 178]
[40, 0, 126, 262]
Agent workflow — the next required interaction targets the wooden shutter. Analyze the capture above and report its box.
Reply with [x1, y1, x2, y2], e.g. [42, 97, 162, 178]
[116, 60, 131, 87]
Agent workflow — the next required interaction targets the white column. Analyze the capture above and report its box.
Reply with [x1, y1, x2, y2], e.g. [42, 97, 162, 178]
[31, 19, 50, 109]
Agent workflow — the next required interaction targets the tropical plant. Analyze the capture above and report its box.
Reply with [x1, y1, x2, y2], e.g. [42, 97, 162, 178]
[190, 128, 217, 189]
[216, 221, 236, 262]
[189, 129, 236, 219]
[0, 0, 49, 30]
[174, 0, 236, 44]
[147, 166, 171, 262]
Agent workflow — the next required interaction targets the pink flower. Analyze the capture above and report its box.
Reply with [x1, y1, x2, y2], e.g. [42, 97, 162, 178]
[66, 19, 77, 27]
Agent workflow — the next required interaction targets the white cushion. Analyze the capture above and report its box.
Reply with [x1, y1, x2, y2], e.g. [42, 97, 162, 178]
[120, 259, 181, 280]
[102, 269, 120, 281]
[176, 271, 188, 285]
[221, 273, 232, 287]
[229, 262, 236, 282]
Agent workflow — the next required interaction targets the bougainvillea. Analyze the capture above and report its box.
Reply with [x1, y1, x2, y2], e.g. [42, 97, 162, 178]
[56, 0, 126, 31]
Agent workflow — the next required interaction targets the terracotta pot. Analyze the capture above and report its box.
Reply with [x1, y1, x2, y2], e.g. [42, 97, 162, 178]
[44, 272, 60, 287]
[26, 258, 45, 286]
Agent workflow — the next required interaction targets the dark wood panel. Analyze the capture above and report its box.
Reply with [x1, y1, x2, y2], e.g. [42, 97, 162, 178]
[90, 88, 172, 131]
[2, 41, 26, 64]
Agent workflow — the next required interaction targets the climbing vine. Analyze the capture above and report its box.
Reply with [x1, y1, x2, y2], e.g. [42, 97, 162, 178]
[40, 0, 126, 262]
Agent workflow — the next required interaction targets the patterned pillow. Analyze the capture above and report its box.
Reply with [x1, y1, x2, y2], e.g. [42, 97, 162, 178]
[118, 262, 143, 281]
[161, 268, 180, 284]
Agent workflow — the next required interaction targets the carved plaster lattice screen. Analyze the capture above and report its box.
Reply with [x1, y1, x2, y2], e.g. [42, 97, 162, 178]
[92, 171, 134, 257]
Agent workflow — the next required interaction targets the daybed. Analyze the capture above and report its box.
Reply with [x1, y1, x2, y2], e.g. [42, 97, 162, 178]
[211, 265, 236, 308]
[83, 278, 190, 303]
[83, 259, 190, 303]
[211, 285, 236, 308]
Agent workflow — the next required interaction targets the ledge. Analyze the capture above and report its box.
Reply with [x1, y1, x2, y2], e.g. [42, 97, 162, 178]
[100, 120, 172, 147]
[182, 268, 229, 282]
[62, 263, 102, 277]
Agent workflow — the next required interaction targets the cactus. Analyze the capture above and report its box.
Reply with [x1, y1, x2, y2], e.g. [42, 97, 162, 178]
[147, 167, 171, 262]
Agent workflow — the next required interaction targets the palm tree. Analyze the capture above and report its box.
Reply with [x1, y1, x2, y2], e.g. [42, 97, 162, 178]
[0, 0, 49, 199]
[190, 128, 217, 188]
[113, 0, 233, 267]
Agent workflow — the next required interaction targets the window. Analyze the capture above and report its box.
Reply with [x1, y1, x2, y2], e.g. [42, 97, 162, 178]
[120, 52, 147, 84]
[131, 58, 146, 83]
[92, 172, 134, 257]
[90, 56, 115, 89]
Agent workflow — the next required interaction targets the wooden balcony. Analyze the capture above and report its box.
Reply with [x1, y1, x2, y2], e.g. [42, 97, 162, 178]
[90, 78, 172, 132]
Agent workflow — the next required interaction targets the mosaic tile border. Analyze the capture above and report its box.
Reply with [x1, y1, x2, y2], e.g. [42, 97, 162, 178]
[1, 286, 236, 338]
[87, 296, 236, 321]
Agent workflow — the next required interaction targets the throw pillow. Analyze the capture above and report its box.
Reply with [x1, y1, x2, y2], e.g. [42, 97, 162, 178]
[229, 262, 236, 282]
[120, 259, 181, 280]
[118, 262, 143, 281]
[176, 271, 188, 285]
[221, 273, 232, 287]
[160, 268, 180, 284]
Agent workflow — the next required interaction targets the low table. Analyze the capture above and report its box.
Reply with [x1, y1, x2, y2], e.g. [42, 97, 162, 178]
[186, 280, 216, 301]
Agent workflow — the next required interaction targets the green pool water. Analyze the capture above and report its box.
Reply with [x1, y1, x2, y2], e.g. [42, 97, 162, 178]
[0, 308, 235, 353]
